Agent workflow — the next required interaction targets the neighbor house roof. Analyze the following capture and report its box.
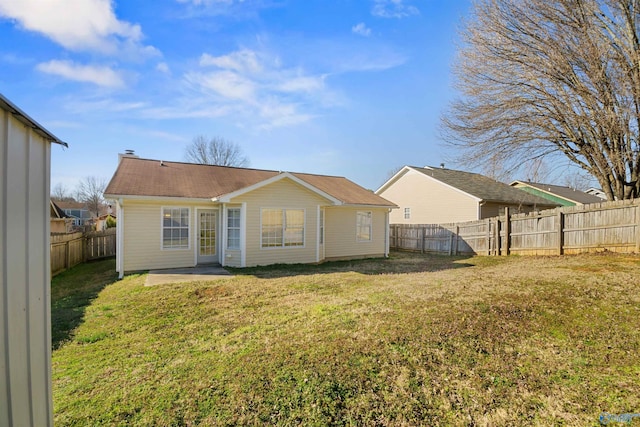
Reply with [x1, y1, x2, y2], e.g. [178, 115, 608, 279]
[50, 200, 70, 219]
[510, 181, 604, 205]
[0, 93, 67, 147]
[390, 166, 558, 207]
[105, 157, 396, 207]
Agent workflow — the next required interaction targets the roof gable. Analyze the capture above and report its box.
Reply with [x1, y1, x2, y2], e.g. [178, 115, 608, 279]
[105, 157, 395, 207]
[214, 172, 342, 204]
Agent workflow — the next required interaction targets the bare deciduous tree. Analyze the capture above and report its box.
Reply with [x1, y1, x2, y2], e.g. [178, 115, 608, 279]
[51, 182, 72, 201]
[76, 176, 107, 217]
[184, 135, 249, 167]
[563, 171, 593, 191]
[522, 158, 551, 184]
[443, 0, 640, 200]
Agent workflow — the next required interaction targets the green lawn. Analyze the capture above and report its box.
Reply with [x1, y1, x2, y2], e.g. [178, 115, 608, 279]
[52, 252, 640, 426]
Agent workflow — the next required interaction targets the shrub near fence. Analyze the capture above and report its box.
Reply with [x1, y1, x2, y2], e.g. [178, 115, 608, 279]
[390, 198, 640, 256]
[50, 228, 116, 276]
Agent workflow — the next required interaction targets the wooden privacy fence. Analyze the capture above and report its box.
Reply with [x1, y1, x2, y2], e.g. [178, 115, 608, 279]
[50, 228, 116, 276]
[390, 198, 640, 256]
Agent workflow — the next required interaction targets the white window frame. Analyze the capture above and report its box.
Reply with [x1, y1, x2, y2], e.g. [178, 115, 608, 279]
[260, 208, 306, 249]
[319, 208, 324, 245]
[161, 207, 191, 250]
[404, 207, 411, 220]
[227, 208, 241, 250]
[356, 211, 372, 242]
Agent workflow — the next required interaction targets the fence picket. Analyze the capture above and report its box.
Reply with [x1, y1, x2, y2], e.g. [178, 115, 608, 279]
[389, 199, 640, 256]
[50, 228, 116, 276]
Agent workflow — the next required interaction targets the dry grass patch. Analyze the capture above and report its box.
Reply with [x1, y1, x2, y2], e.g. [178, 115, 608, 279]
[52, 252, 640, 426]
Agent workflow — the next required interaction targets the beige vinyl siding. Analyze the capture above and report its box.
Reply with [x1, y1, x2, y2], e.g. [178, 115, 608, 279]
[324, 207, 387, 260]
[231, 178, 330, 267]
[1, 109, 53, 426]
[122, 200, 217, 271]
[379, 169, 479, 224]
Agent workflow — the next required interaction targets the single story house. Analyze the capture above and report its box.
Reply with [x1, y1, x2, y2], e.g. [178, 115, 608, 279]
[375, 165, 559, 224]
[1, 93, 67, 426]
[104, 155, 396, 276]
[510, 181, 605, 206]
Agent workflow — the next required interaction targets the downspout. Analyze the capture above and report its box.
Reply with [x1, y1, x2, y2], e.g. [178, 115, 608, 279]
[117, 198, 124, 279]
[385, 209, 390, 257]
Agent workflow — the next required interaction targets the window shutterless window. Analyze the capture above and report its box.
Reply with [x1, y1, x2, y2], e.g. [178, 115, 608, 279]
[404, 207, 411, 219]
[261, 208, 304, 248]
[162, 207, 189, 249]
[356, 211, 372, 241]
[227, 208, 241, 249]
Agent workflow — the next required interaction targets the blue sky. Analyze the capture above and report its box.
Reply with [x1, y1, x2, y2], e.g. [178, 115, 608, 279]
[0, 0, 472, 192]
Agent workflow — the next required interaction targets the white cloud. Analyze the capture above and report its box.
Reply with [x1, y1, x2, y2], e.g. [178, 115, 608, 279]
[199, 50, 262, 74]
[185, 70, 257, 101]
[0, 0, 158, 56]
[156, 62, 171, 74]
[371, 0, 419, 18]
[352, 23, 372, 37]
[36, 60, 125, 88]
[183, 48, 332, 128]
[275, 75, 325, 93]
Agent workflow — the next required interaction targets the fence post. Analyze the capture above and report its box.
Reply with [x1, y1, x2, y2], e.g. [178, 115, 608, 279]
[636, 204, 640, 253]
[486, 218, 491, 255]
[448, 227, 454, 256]
[454, 225, 459, 256]
[420, 227, 425, 253]
[65, 239, 70, 271]
[503, 207, 510, 256]
[557, 209, 564, 255]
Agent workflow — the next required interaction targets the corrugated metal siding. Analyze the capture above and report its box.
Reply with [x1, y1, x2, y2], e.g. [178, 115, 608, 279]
[379, 169, 478, 224]
[122, 200, 218, 271]
[1, 108, 53, 426]
[323, 207, 387, 259]
[232, 178, 330, 267]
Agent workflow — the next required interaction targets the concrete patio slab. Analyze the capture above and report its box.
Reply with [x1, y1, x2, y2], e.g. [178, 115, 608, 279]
[145, 265, 232, 286]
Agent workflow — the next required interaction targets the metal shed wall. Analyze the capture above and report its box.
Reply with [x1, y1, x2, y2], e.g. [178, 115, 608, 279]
[1, 103, 53, 426]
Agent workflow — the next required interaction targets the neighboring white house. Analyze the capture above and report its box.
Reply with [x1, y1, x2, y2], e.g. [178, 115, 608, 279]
[104, 156, 396, 275]
[376, 165, 558, 224]
[1, 94, 67, 427]
[585, 187, 608, 200]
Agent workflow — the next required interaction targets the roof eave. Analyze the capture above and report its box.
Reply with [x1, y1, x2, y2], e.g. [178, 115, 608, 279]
[105, 194, 216, 203]
[0, 93, 68, 147]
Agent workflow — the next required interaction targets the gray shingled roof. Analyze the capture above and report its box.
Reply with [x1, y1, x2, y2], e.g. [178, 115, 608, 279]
[105, 157, 395, 207]
[512, 181, 604, 205]
[411, 166, 559, 207]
